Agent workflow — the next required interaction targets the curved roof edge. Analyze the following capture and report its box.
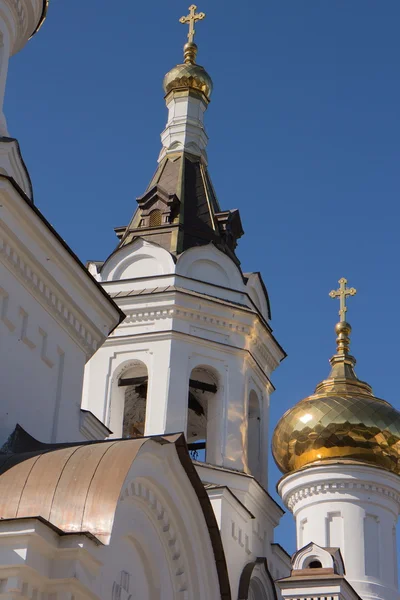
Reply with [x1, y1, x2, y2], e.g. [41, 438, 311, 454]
[30, 0, 49, 39]
[0, 427, 232, 600]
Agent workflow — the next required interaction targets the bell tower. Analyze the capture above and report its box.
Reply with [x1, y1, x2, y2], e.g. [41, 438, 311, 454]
[82, 6, 285, 489]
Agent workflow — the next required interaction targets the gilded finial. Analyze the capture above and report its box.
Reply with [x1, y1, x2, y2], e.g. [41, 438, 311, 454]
[329, 277, 357, 357]
[329, 277, 357, 323]
[179, 4, 206, 64]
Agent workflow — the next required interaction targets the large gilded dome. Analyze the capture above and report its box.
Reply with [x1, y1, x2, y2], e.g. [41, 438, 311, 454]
[272, 321, 400, 476]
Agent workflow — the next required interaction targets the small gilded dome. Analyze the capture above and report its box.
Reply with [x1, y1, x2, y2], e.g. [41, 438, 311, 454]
[272, 321, 400, 476]
[163, 43, 213, 100]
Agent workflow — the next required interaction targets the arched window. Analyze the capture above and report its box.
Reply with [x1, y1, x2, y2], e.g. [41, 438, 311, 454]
[118, 361, 148, 438]
[247, 390, 261, 480]
[187, 366, 219, 463]
[308, 560, 322, 569]
[149, 209, 162, 227]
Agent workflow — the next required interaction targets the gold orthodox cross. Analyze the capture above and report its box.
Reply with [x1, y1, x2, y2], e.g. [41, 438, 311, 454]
[329, 277, 357, 322]
[180, 4, 206, 44]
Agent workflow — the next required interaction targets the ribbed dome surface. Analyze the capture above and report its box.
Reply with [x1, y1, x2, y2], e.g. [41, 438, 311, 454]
[273, 391, 400, 475]
[163, 62, 213, 99]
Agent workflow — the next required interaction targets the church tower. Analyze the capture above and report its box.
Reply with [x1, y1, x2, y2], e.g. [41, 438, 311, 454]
[273, 279, 400, 600]
[82, 6, 285, 488]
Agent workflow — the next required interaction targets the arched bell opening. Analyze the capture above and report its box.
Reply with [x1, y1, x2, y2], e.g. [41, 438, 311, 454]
[247, 390, 261, 480]
[118, 361, 148, 438]
[187, 366, 219, 463]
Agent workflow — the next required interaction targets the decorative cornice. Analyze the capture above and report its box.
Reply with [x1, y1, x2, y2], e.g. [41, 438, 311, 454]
[0, 228, 101, 358]
[285, 479, 400, 511]
[116, 305, 278, 371]
[122, 479, 189, 598]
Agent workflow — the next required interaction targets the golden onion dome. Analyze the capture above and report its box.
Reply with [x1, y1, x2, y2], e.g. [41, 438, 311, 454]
[163, 42, 213, 100]
[272, 319, 400, 476]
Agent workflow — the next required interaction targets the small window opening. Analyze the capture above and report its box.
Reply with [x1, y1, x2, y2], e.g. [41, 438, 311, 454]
[149, 209, 162, 227]
[247, 390, 261, 480]
[308, 560, 323, 569]
[187, 367, 218, 462]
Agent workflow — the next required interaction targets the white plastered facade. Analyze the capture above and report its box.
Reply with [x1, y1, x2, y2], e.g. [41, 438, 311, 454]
[84, 239, 283, 479]
[0, 175, 122, 446]
[83, 237, 290, 598]
[279, 463, 400, 600]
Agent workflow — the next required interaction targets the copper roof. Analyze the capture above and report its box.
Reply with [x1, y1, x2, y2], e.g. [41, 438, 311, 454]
[0, 428, 231, 599]
[0, 436, 152, 544]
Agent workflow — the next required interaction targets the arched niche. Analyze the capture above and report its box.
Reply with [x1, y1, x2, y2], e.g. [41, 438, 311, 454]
[245, 272, 271, 321]
[247, 389, 261, 480]
[100, 238, 175, 282]
[176, 244, 244, 291]
[109, 359, 149, 438]
[238, 558, 277, 600]
[187, 365, 220, 464]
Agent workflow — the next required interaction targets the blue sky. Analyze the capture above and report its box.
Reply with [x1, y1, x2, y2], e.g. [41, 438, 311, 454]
[7, 1, 400, 554]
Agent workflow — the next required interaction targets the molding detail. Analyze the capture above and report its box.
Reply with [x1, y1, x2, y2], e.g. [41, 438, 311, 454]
[286, 480, 400, 511]
[122, 306, 249, 334]
[118, 304, 278, 371]
[121, 479, 189, 599]
[0, 231, 101, 357]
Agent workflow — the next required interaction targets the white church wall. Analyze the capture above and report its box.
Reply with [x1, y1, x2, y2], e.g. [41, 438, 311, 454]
[208, 486, 254, 598]
[198, 464, 289, 599]
[0, 262, 86, 444]
[83, 289, 277, 474]
[0, 179, 121, 445]
[279, 463, 400, 600]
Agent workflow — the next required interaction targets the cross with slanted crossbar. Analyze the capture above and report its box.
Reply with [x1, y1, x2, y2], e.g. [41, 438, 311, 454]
[329, 277, 357, 322]
[179, 4, 206, 44]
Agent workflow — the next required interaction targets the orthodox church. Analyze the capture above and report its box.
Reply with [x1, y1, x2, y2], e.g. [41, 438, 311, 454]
[0, 2, 399, 600]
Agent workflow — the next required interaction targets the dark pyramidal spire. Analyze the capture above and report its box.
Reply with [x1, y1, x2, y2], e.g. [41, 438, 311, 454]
[114, 5, 243, 265]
